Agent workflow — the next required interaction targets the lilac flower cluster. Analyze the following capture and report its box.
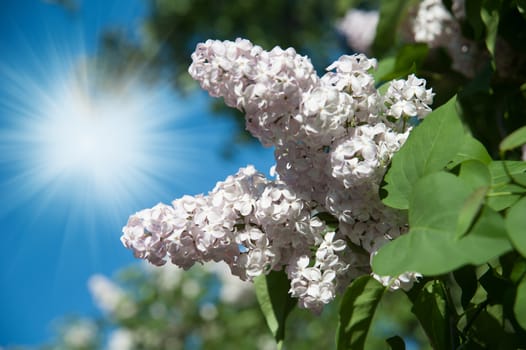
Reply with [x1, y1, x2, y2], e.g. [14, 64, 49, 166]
[122, 38, 432, 311]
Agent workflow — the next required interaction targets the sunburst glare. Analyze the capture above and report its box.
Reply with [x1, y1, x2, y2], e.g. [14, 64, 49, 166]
[0, 43, 203, 225]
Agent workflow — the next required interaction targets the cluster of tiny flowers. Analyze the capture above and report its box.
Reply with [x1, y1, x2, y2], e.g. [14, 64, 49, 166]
[123, 38, 433, 311]
[412, 0, 482, 77]
[335, 1, 480, 78]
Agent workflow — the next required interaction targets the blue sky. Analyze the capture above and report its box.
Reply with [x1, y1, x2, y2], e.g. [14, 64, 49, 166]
[0, 1, 275, 346]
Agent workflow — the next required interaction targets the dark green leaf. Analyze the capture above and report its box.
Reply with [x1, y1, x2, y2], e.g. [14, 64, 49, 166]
[465, 0, 485, 39]
[382, 96, 465, 209]
[411, 280, 456, 350]
[480, 267, 512, 305]
[453, 265, 479, 309]
[254, 270, 296, 348]
[380, 44, 429, 81]
[386, 335, 406, 350]
[506, 197, 526, 257]
[372, 0, 412, 56]
[465, 305, 515, 348]
[518, 0, 526, 17]
[337, 276, 385, 350]
[500, 125, 526, 153]
[515, 276, 526, 330]
[511, 257, 526, 284]
[374, 172, 512, 276]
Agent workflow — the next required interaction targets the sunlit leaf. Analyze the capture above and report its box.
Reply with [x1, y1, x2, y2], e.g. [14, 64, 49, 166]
[254, 270, 296, 348]
[382, 96, 464, 209]
[500, 125, 526, 153]
[447, 135, 492, 170]
[487, 161, 526, 210]
[506, 197, 526, 257]
[374, 172, 512, 276]
[337, 276, 385, 350]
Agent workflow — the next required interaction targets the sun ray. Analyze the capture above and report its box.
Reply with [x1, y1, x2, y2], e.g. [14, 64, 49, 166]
[0, 36, 212, 238]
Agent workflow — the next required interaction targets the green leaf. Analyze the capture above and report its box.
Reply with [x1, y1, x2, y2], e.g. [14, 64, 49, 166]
[456, 186, 488, 239]
[254, 270, 296, 348]
[453, 265, 479, 309]
[337, 276, 386, 350]
[374, 56, 396, 84]
[480, 0, 500, 62]
[386, 335, 406, 350]
[466, 0, 485, 39]
[487, 161, 526, 210]
[506, 197, 526, 257]
[489, 161, 526, 186]
[456, 161, 491, 238]
[518, 0, 526, 18]
[382, 96, 465, 209]
[515, 276, 526, 330]
[374, 172, 512, 276]
[372, 0, 412, 56]
[459, 160, 492, 190]
[411, 280, 456, 350]
[447, 135, 492, 169]
[380, 44, 429, 81]
[500, 125, 526, 153]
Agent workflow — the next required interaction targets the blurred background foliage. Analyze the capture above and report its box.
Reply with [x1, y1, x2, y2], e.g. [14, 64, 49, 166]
[92, 0, 526, 158]
[13, 263, 430, 350]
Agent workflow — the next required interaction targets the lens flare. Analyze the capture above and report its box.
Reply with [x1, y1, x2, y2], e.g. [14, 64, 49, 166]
[0, 46, 200, 224]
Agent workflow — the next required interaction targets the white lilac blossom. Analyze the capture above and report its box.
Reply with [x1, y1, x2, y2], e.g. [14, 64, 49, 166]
[337, 9, 379, 54]
[63, 320, 97, 349]
[372, 271, 423, 291]
[383, 74, 435, 125]
[413, 0, 455, 44]
[189, 38, 319, 147]
[122, 38, 434, 311]
[107, 329, 134, 350]
[88, 275, 137, 319]
[412, 0, 481, 78]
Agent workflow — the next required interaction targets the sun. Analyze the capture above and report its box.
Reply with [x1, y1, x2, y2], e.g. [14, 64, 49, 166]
[0, 47, 194, 223]
[34, 67, 163, 197]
